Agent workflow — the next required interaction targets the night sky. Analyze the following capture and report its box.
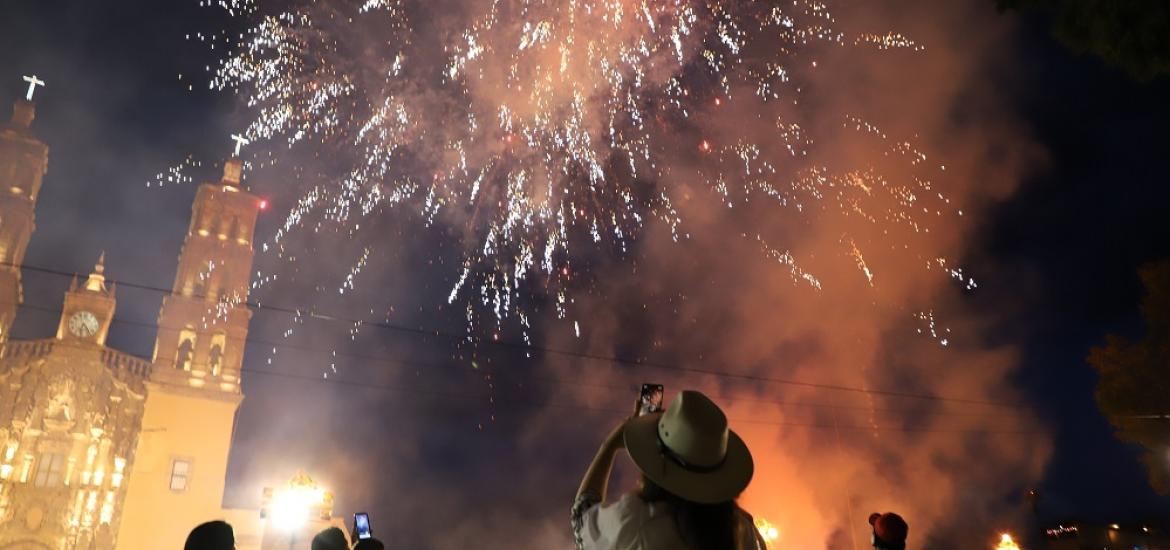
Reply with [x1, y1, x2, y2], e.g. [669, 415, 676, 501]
[2, 1, 1169, 548]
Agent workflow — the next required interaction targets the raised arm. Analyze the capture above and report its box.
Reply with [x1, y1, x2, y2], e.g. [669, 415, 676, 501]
[576, 421, 626, 502]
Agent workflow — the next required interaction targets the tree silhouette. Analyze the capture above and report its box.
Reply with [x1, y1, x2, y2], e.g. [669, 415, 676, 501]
[999, 0, 1170, 81]
[1089, 261, 1170, 493]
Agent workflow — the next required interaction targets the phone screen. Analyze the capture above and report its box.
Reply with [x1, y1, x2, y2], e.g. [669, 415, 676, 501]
[638, 384, 664, 416]
[354, 512, 372, 540]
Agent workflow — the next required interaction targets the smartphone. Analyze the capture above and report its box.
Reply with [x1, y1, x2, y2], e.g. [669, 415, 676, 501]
[354, 512, 373, 540]
[638, 383, 664, 416]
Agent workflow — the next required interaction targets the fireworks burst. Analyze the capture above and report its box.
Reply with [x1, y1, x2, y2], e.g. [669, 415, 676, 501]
[202, 0, 962, 341]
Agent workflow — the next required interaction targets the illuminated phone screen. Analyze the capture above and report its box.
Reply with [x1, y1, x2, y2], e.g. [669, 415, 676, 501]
[354, 512, 372, 540]
[639, 384, 664, 416]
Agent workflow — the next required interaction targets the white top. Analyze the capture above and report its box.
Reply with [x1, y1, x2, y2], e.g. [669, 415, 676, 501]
[572, 492, 766, 550]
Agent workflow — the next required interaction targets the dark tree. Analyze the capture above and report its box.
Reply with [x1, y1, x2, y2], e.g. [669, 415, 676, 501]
[998, 0, 1170, 80]
[1089, 261, 1170, 493]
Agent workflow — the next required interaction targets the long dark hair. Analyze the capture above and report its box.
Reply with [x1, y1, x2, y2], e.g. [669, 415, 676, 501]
[637, 476, 744, 550]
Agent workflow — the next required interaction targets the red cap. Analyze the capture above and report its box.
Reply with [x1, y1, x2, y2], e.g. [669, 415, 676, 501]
[869, 512, 909, 544]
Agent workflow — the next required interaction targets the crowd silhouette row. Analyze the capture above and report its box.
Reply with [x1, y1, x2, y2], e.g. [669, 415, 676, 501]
[183, 391, 909, 550]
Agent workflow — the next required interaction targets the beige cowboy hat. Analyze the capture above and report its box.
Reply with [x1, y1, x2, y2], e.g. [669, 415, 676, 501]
[625, 390, 754, 504]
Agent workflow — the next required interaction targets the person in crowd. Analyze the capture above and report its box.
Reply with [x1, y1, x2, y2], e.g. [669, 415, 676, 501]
[352, 537, 386, 550]
[312, 526, 349, 550]
[868, 512, 909, 550]
[184, 520, 235, 550]
[571, 390, 767, 550]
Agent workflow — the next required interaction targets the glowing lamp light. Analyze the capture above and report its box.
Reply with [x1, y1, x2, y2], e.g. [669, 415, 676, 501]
[261, 472, 334, 533]
[269, 484, 326, 531]
[995, 533, 1021, 550]
[258, 199, 268, 210]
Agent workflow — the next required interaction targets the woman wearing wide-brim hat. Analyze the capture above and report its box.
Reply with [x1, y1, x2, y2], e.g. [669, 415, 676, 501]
[571, 390, 767, 550]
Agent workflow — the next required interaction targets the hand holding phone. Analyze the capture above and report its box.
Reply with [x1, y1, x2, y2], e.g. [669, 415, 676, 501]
[354, 512, 373, 540]
[637, 384, 664, 416]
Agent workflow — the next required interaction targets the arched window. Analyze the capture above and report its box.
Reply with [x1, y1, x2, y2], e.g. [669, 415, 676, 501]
[175, 330, 196, 371]
[208, 333, 226, 376]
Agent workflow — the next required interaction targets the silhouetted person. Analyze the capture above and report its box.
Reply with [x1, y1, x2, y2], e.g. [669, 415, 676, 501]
[184, 520, 235, 550]
[312, 526, 348, 550]
[869, 512, 909, 550]
[571, 390, 767, 550]
[352, 538, 385, 550]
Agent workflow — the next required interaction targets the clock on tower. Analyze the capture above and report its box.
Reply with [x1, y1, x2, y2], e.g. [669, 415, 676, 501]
[67, 310, 100, 337]
[56, 253, 116, 345]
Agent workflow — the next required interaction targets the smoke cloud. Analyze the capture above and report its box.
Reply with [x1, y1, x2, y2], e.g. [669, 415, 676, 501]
[219, 0, 1050, 548]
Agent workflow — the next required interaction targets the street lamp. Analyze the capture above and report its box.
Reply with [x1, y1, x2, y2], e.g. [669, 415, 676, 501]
[269, 483, 326, 532]
[260, 471, 335, 549]
[995, 533, 1021, 550]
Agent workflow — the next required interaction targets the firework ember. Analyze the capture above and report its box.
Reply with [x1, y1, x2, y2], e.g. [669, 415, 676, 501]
[207, 0, 960, 337]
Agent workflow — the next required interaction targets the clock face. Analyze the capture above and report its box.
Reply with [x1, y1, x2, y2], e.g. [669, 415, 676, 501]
[68, 311, 100, 338]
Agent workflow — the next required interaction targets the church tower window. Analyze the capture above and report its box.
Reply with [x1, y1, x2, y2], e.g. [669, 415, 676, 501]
[175, 330, 196, 371]
[169, 458, 191, 491]
[33, 452, 65, 487]
[208, 333, 226, 376]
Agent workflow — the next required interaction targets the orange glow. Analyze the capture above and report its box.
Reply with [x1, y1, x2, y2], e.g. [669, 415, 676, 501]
[262, 472, 335, 533]
[755, 517, 780, 548]
[259, 199, 268, 210]
[995, 533, 1021, 550]
[269, 484, 326, 531]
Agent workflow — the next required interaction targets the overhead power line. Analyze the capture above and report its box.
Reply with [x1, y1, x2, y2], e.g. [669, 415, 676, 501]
[10, 299, 1028, 423]
[4, 260, 1024, 408]
[0, 322, 1037, 436]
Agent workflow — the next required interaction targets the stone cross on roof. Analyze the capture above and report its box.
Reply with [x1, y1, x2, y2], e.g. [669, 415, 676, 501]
[22, 75, 45, 101]
[230, 133, 250, 157]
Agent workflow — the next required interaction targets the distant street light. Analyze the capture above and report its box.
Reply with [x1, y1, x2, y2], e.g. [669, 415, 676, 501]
[261, 471, 334, 532]
[259, 472, 335, 550]
[995, 533, 1021, 550]
[270, 484, 325, 531]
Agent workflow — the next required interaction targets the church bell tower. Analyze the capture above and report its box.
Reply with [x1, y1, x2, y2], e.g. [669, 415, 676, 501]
[151, 156, 259, 389]
[0, 96, 48, 345]
[117, 157, 263, 550]
[56, 253, 117, 345]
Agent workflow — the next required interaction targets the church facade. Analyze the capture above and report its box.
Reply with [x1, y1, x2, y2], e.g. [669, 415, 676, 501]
[0, 95, 306, 549]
